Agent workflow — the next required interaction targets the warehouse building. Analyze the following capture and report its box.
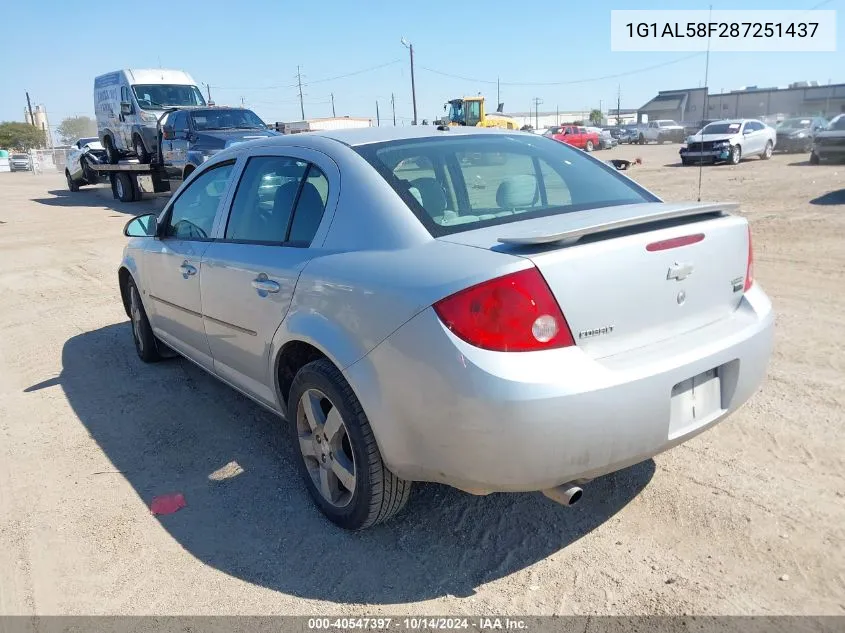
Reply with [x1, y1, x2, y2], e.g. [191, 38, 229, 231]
[638, 82, 845, 124]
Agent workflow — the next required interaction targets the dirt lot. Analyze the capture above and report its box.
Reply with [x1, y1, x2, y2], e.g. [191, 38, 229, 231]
[0, 144, 843, 616]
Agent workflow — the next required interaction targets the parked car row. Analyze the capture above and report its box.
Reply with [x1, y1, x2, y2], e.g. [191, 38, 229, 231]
[677, 115, 845, 166]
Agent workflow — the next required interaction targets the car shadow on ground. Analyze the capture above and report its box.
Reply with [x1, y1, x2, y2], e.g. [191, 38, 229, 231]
[810, 190, 845, 205]
[30, 188, 170, 215]
[28, 323, 654, 604]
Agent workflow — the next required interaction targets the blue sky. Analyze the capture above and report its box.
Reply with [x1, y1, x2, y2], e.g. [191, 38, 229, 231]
[2, 0, 841, 132]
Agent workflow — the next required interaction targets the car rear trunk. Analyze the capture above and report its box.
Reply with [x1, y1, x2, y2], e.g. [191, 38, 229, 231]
[438, 202, 751, 359]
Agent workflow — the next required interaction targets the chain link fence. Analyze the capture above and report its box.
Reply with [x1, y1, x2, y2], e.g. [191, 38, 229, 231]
[19, 148, 71, 174]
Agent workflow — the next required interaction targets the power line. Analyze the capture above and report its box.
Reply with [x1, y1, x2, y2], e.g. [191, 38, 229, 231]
[213, 59, 403, 92]
[305, 59, 402, 86]
[419, 52, 704, 87]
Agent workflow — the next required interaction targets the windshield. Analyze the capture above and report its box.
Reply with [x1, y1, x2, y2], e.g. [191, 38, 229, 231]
[132, 84, 206, 109]
[701, 122, 742, 135]
[446, 100, 465, 125]
[827, 115, 845, 131]
[658, 120, 679, 127]
[354, 134, 657, 237]
[190, 109, 266, 130]
[777, 118, 812, 130]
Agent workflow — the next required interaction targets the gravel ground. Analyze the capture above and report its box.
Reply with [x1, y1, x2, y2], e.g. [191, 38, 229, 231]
[0, 144, 843, 615]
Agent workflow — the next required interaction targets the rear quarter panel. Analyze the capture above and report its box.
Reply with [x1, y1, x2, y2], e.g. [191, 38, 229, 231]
[271, 241, 530, 375]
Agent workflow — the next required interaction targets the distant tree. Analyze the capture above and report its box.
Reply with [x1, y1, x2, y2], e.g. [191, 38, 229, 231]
[56, 115, 97, 145]
[589, 109, 603, 125]
[0, 122, 46, 150]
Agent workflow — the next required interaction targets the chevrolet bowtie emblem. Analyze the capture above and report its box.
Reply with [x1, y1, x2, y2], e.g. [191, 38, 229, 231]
[667, 262, 694, 281]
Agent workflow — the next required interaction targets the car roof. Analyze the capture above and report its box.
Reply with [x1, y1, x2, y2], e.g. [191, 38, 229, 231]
[303, 125, 516, 147]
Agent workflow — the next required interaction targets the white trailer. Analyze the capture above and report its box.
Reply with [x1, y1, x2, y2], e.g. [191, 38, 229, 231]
[275, 116, 372, 134]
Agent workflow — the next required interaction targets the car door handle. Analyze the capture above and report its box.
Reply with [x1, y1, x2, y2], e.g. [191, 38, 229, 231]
[180, 261, 197, 278]
[251, 274, 280, 295]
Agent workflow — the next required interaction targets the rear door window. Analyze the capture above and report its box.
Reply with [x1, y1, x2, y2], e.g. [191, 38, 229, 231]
[224, 156, 329, 246]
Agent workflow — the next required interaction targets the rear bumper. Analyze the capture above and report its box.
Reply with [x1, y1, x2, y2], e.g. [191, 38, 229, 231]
[346, 286, 774, 493]
[814, 144, 845, 159]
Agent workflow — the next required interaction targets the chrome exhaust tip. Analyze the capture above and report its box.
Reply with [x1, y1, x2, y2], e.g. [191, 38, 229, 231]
[542, 483, 584, 507]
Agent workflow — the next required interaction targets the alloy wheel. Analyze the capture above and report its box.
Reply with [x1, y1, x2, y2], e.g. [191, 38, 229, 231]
[296, 388, 356, 508]
[129, 286, 144, 354]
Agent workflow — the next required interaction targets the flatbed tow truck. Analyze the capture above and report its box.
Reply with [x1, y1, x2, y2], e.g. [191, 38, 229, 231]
[89, 159, 171, 202]
[83, 109, 178, 202]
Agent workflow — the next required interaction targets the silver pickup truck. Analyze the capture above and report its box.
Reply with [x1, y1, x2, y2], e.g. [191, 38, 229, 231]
[636, 120, 686, 144]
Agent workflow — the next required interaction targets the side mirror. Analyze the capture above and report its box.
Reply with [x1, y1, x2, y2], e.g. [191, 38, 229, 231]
[124, 213, 158, 238]
[120, 101, 133, 115]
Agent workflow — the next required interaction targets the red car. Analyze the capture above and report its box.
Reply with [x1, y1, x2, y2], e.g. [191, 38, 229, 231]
[545, 125, 599, 152]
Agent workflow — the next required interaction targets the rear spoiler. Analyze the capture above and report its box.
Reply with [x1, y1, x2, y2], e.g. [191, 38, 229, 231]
[498, 202, 738, 246]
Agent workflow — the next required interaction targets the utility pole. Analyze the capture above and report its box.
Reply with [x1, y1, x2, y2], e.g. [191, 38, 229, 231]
[241, 96, 245, 107]
[556, 105, 559, 125]
[401, 38, 418, 125]
[331, 93, 336, 117]
[297, 66, 305, 120]
[532, 97, 543, 130]
[391, 93, 396, 126]
[26, 92, 34, 126]
[376, 101, 381, 126]
[204, 83, 212, 104]
[616, 85, 622, 125]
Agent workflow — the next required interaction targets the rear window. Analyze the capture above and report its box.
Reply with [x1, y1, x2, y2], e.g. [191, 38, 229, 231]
[354, 134, 656, 236]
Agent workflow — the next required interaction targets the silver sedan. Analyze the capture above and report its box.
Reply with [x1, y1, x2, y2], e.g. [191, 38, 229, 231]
[119, 126, 774, 530]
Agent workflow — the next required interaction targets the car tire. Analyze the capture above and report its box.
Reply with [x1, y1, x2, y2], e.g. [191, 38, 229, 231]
[104, 136, 119, 164]
[81, 157, 98, 185]
[126, 278, 162, 363]
[680, 158, 690, 166]
[288, 358, 412, 530]
[133, 135, 151, 164]
[761, 141, 773, 160]
[115, 172, 135, 202]
[66, 170, 79, 192]
[728, 145, 741, 165]
[585, 140, 594, 152]
[809, 151, 820, 165]
[638, 134, 645, 145]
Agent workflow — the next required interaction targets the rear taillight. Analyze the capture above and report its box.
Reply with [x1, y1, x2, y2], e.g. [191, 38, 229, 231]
[433, 268, 575, 352]
[744, 225, 754, 292]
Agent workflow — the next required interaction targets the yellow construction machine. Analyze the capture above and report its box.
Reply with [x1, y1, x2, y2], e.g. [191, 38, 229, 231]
[442, 96, 519, 129]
